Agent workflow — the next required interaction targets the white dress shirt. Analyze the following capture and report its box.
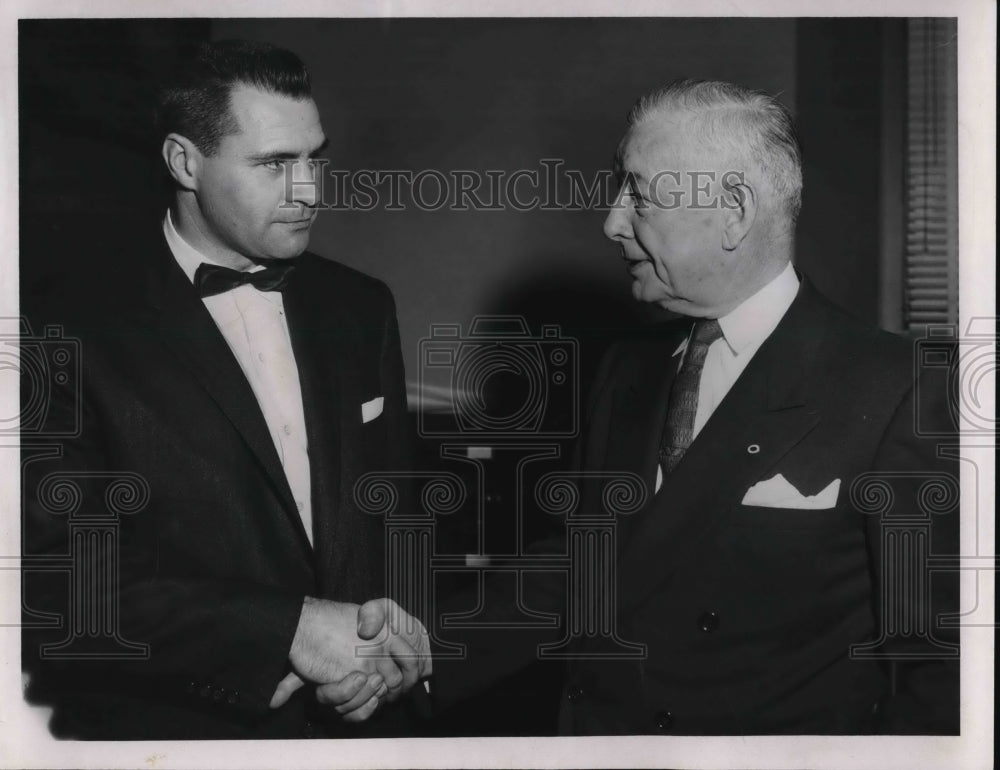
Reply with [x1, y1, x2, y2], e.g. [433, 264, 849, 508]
[163, 211, 314, 545]
[655, 262, 800, 492]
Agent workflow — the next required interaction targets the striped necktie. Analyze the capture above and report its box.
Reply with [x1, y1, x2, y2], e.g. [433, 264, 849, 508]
[658, 318, 724, 477]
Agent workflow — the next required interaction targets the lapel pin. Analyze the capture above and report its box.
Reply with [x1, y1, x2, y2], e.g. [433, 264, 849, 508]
[747, 444, 761, 454]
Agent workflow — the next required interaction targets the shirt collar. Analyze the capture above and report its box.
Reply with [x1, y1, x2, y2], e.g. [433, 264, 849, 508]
[671, 262, 800, 358]
[718, 261, 799, 355]
[162, 209, 262, 284]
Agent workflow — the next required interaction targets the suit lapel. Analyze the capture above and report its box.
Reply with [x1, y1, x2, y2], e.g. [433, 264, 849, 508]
[605, 328, 688, 509]
[282, 258, 347, 590]
[146, 241, 310, 552]
[616, 280, 830, 613]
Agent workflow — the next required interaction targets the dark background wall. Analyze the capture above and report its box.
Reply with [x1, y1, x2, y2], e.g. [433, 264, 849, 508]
[213, 17, 798, 389]
[20, 17, 894, 394]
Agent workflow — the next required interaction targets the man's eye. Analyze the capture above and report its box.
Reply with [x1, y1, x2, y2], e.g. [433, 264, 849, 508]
[628, 191, 650, 215]
[262, 160, 285, 171]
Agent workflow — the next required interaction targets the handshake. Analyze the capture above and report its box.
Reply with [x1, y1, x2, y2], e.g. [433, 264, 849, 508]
[269, 596, 433, 722]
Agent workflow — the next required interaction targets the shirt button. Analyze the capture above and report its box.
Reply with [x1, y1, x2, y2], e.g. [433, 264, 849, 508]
[296, 500, 304, 512]
[283, 424, 291, 435]
[698, 611, 720, 633]
[258, 352, 265, 362]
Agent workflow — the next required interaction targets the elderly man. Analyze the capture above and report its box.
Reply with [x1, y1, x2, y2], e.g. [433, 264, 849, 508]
[22, 40, 430, 739]
[364, 79, 957, 735]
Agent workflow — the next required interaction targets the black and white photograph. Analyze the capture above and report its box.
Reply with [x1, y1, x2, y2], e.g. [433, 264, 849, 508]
[0, 1, 994, 768]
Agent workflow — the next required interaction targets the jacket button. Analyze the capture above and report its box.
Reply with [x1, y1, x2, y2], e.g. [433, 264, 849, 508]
[199, 684, 212, 699]
[654, 711, 674, 732]
[302, 720, 316, 738]
[185, 681, 197, 695]
[212, 687, 225, 703]
[566, 685, 584, 702]
[697, 611, 719, 632]
[227, 690, 240, 705]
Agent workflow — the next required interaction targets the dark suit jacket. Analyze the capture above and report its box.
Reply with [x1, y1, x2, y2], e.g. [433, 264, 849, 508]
[432, 276, 959, 735]
[22, 232, 420, 739]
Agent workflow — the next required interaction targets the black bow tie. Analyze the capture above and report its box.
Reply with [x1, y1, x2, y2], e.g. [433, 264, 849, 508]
[194, 262, 296, 298]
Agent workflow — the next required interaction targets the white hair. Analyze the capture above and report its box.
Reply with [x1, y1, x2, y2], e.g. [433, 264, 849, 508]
[625, 79, 803, 224]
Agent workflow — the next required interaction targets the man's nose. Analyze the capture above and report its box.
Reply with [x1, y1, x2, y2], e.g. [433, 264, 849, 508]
[603, 195, 633, 241]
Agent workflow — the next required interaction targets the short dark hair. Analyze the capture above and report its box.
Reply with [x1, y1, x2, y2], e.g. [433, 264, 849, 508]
[155, 39, 312, 155]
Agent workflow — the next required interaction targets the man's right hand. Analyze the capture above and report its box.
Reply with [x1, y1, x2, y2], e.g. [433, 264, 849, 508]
[270, 597, 430, 718]
[270, 669, 388, 722]
[287, 598, 387, 686]
[312, 598, 433, 720]
[355, 597, 432, 687]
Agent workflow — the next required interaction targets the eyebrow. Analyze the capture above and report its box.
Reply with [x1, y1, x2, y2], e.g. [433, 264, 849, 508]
[247, 137, 329, 162]
[617, 169, 649, 190]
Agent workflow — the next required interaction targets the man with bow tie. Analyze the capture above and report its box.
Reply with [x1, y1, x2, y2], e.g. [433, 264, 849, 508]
[22, 39, 430, 739]
[419, 80, 960, 735]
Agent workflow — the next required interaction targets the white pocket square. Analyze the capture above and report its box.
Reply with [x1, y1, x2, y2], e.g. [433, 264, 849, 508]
[741, 473, 841, 510]
[361, 396, 384, 423]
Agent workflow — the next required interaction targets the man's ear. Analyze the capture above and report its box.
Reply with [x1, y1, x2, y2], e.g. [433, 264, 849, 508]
[720, 173, 758, 251]
[161, 133, 201, 191]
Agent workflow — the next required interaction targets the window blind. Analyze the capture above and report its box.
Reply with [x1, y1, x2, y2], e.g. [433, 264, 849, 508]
[904, 18, 959, 333]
